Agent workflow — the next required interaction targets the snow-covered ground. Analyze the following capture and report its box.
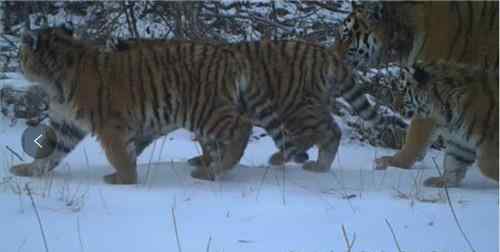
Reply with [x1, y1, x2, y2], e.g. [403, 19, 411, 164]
[0, 74, 498, 252]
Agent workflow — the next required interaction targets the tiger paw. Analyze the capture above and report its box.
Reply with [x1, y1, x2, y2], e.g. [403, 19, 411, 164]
[302, 161, 329, 173]
[190, 167, 216, 181]
[103, 173, 137, 185]
[374, 156, 393, 170]
[375, 156, 414, 170]
[10, 163, 41, 177]
[269, 152, 286, 166]
[423, 176, 459, 188]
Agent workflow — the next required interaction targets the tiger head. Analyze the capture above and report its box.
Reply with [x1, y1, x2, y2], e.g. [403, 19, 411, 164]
[336, 2, 416, 69]
[20, 25, 76, 84]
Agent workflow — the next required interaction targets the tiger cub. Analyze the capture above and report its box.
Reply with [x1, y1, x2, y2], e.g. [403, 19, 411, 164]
[12, 26, 252, 183]
[115, 39, 407, 173]
[384, 61, 498, 187]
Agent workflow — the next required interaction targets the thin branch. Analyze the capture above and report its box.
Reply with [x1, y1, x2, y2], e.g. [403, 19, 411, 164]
[431, 158, 476, 252]
[201, 12, 295, 33]
[76, 216, 84, 252]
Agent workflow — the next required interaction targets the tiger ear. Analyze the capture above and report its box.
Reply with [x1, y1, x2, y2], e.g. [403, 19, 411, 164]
[22, 31, 40, 51]
[412, 66, 430, 86]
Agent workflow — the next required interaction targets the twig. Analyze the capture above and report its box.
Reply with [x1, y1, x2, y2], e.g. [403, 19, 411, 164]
[5, 145, 24, 161]
[385, 218, 403, 252]
[281, 165, 286, 206]
[341, 224, 356, 252]
[205, 235, 212, 252]
[76, 216, 84, 252]
[171, 207, 183, 252]
[25, 183, 49, 252]
[255, 165, 270, 201]
[431, 158, 476, 252]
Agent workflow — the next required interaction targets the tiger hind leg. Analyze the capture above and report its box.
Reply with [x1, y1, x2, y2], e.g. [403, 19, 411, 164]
[189, 135, 310, 167]
[302, 111, 342, 173]
[191, 115, 252, 181]
[272, 104, 341, 172]
[423, 140, 475, 188]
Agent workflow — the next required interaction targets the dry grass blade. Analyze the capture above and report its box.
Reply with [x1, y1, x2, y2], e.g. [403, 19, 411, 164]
[385, 218, 403, 252]
[77, 216, 84, 252]
[281, 165, 286, 206]
[255, 165, 270, 201]
[205, 236, 212, 252]
[171, 207, 183, 252]
[25, 183, 49, 252]
[341, 224, 356, 252]
[431, 158, 476, 252]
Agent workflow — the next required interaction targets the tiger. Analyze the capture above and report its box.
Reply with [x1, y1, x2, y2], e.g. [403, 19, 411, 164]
[335, 1, 499, 187]
[391, 61, 498, 187]
[113, 39, 408, 173]
[11, 26, 254, 184]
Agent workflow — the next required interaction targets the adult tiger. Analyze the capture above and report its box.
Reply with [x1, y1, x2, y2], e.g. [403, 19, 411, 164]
[12, 26, 253, 183]
[336, 1, 499, 187]
[115, 39, 407, 173]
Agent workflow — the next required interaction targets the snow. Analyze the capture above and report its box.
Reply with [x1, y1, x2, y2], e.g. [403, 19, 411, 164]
[0, 74, 498, 252]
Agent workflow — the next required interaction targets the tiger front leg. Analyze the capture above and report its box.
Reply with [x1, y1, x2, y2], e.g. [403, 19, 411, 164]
[191, 116, 252, 181]
[99, 127, 138, 185]
[375, 117, 436, 170]
[10, 118, 87, 177]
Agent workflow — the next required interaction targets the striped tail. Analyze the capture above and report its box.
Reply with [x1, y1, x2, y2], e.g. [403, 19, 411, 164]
[340, 75, 408, 129]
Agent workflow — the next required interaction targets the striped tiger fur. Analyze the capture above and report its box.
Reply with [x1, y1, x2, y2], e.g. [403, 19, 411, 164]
[396, 61, 498, 187]
[12, 26, 253, 183]
[336, 1, 499, 187]
[115, 39, 407, 173]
